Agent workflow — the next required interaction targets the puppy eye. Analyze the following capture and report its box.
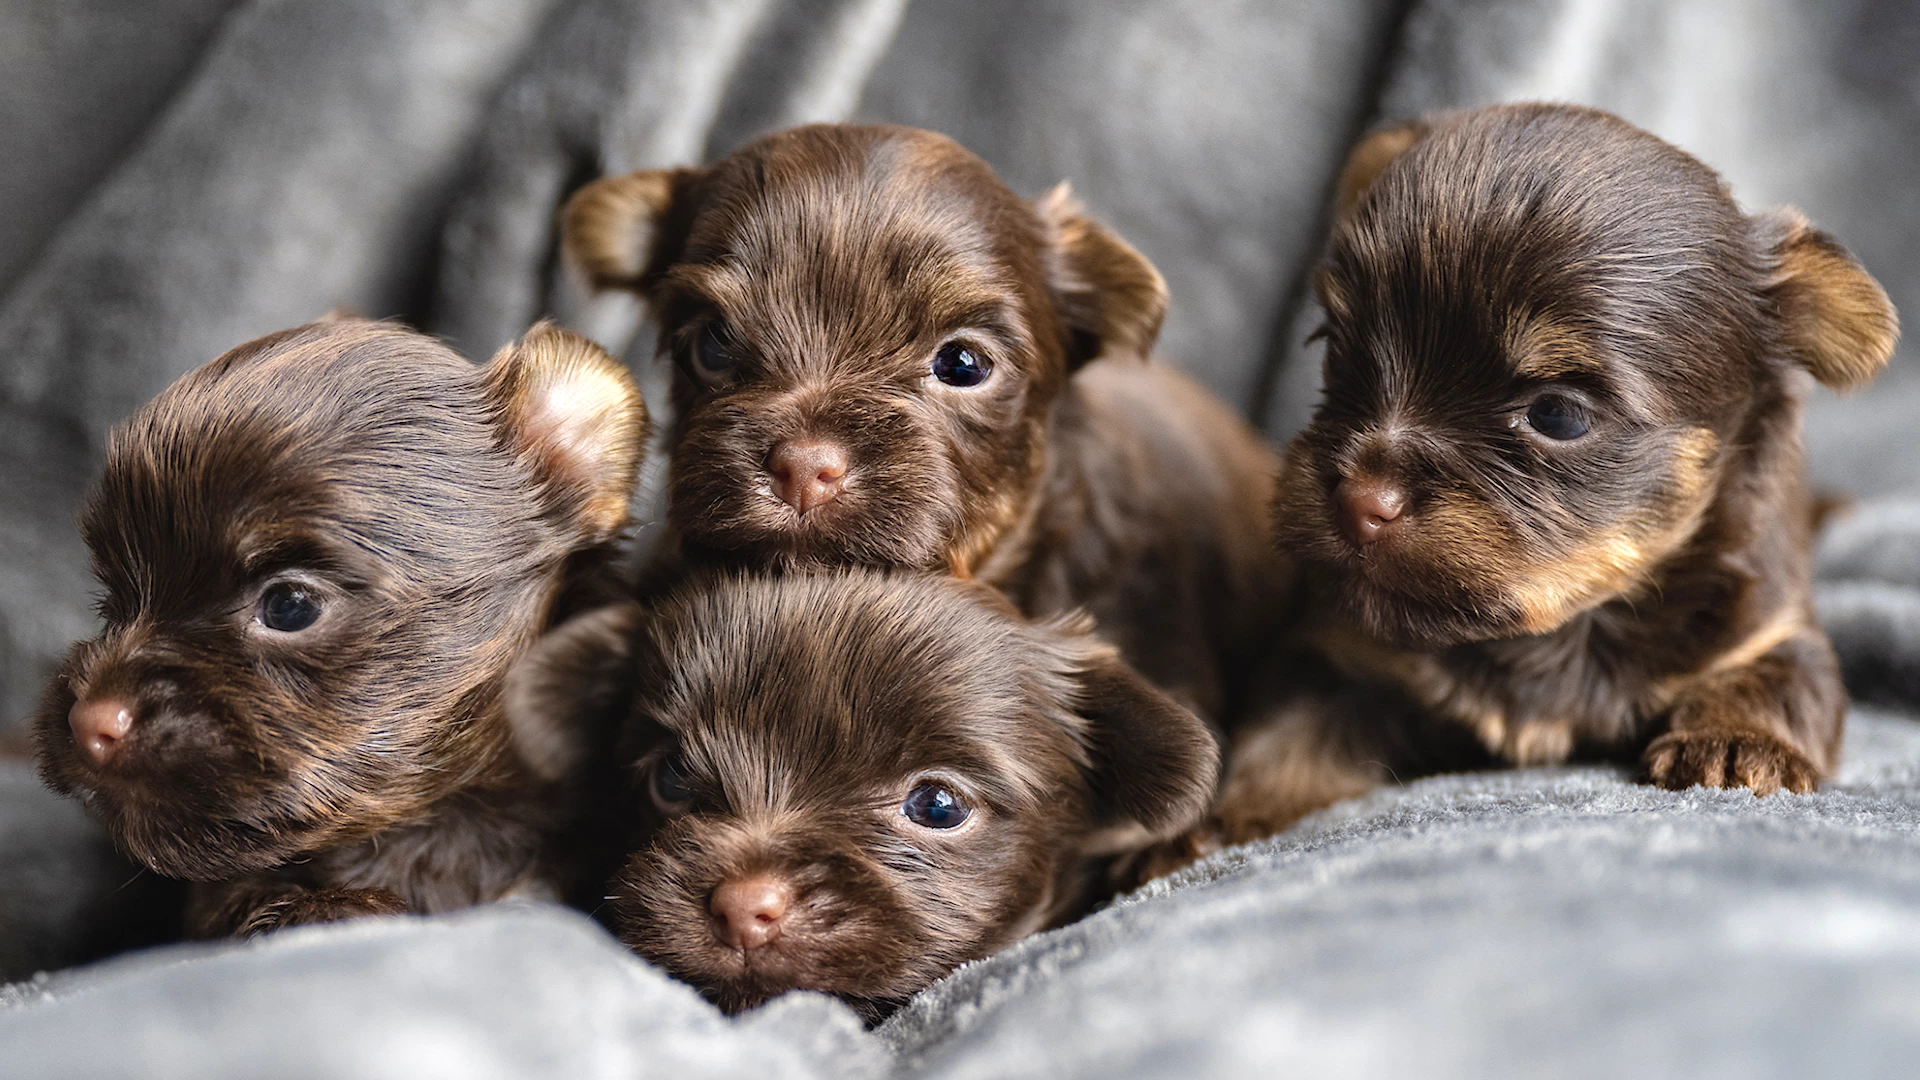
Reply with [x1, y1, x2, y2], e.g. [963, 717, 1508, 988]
[690, 324, 737, 386]
[650, 752, 695, 815]
[930, 342, 992, 388]
[257, 583, 321, 633]
[1524, 395, 1590, 441]
[901, 783, 972, 829]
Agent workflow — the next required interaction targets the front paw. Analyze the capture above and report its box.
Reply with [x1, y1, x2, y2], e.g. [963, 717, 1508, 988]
[1643, 729, 1819, 796]
[241, 887, 409, 937]
[1117, 821, 1227, 886]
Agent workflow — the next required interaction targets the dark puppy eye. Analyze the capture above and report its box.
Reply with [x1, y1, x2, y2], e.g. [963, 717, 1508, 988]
[930, 342, 992, 388]
[690, 324, 736, 386]
[257, 583, 321, 633]
[901, 783, 972, 829]
[650, 752, 695, 815]
[1525, 395, 1590, 441]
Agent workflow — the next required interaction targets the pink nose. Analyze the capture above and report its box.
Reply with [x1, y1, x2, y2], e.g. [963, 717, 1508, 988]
[766, 440, 849, 514]
[709, 875, 793, 950]
[69, 696, 136, 767]
[1335, 478, 1408, 547]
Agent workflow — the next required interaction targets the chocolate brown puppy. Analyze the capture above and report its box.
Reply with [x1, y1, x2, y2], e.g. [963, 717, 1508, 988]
[507, 570, 1218, 1019]
[1217, 103, 1898, 839]
[560, 123, 1284, 720]
[33, 318, 647, 936]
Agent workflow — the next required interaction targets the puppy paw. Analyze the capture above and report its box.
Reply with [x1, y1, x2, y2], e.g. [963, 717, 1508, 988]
[241, 887, 409, 936]
[1122, 822, 1227, 885]
[1643, 729, 1819, 796]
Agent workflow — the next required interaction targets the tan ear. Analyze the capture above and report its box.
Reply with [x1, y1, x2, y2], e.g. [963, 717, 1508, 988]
[484, 321, 648, 542]
[1035, 183, 1168, 366]
[1758, 208, 1898, 391]
[503, 603, 644, 783]
[1333, 120, 1427, 223]
[560, 168, 704, 294]
[1071, 646, 1220, 839]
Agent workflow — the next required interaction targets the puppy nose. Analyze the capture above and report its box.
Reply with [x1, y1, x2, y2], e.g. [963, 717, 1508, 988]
[710, 875, 793, 950]
[766, 440, 849, 514]
[68, 696, 136, 767]
[1335, 478, 1408, 547]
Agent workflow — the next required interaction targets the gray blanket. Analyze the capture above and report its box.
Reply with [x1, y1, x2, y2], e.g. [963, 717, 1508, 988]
[4, 1, 1920, 1075]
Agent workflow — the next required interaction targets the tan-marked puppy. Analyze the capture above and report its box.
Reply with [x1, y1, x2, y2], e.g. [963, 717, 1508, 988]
[560, 123, 1285, 721]
[508, 570, 1218, 1019]
[1213, 103, 1898, 842]
[34, 319, 647, 936]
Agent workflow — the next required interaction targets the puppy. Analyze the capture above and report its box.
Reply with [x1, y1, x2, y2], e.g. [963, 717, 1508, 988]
[507, 570, 1219, 1019]
[33, 318, 648, 936]
[559, 123, 1285, 721]
[1215, 103, 1898, 839]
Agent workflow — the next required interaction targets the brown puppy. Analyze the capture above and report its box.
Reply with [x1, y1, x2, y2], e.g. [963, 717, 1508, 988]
[507, 570, 1219, 1019]
[560, 123, 1283, 721]
[33, 318, 647, 936]
[1215, 103, 1898, 840]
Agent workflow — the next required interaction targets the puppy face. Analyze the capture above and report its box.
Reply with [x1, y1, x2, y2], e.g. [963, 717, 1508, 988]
[509, 571, 1216, 1018]
[33, 320, 646, 880]
[562, 124, 1166, 573]
[1277, 104, 1896, 647]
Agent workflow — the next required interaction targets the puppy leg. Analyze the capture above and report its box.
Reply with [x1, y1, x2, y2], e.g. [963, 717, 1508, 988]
[189, 878, 409, 939]
[1128, 689, 1404, 882]
[1644, 629, 1844, 795]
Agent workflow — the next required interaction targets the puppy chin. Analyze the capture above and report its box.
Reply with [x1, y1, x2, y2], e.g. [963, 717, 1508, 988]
[1320, 567, 1532, 649]
[671, 486, 956, 571]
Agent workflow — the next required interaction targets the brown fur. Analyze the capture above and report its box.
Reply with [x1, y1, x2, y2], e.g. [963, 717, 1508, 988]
[507, 570, 1218, 1019]
[1215, 104, 1897, 845]
[561, 123, 1287, 721]
[32, 319, 647, 937]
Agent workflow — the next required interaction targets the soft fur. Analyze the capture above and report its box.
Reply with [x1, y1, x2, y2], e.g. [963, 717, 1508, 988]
[507, 570, 1219, 1020]
[1204, 103, 1899, 843]
[32, 318, 647, 937]
[560, 123, 1285, 721]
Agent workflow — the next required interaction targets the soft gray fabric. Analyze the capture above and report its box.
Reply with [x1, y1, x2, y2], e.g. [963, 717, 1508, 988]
[5, 1, 1920, 1076]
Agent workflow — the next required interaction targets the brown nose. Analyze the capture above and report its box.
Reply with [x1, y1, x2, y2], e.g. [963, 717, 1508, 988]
[68, 696, 136, 767]
[1335, 478, 1408, 547]
[766, 440, 849, 514]
[710, 875, 793, 950]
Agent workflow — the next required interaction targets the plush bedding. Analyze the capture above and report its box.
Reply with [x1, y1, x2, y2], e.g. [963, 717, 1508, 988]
[3, 1, 1919, 1075]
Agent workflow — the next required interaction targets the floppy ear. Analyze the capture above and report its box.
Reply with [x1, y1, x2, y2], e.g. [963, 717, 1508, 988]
[561, 167, 706, 294]
[503, 603, 645, 783]
[1756, 208, 1898, 391]
[483, 321, 648, 544]
[1070, 647, 1221, 839]
[1333, 120, 1427, 224]
[1034, 183, 1168, 367]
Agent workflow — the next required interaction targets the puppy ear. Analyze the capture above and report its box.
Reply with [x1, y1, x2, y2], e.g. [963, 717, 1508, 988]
[561, 168, 705, 294]
[1333, 120, 1427, 223]
[503, 603, 644, 783]
[1035, 183, 1169, 367]
[1069, 646, 1220, 839]
[483, 321, 648, 543]
[1757, 208, 1898, 391]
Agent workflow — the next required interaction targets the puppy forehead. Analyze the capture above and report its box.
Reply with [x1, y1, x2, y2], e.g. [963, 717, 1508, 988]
[641, 574, 1079, 802]
[679, 128, 1040, 349]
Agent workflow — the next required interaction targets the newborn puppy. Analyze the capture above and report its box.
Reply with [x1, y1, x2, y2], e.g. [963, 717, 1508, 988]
[560, 123, 1283, 720]
[33, 318, 648, 936]
[1219, 103, 1898, 838]
[508, 570, 1218, 1019]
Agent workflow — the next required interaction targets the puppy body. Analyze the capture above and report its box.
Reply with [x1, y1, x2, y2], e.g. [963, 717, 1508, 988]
[1212, 104, 1898, 841]
[34, 319, 648, 936]
[509, 570, 1219, 1019]
[564, 123, 1287, 722]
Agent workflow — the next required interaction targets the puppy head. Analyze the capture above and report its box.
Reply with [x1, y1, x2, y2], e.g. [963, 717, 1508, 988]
[562, 123, 1166, 573]
[34, 319, 646, 879]
[1277, 104, 1897, 647]
[511, 570, 1215, 1018]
